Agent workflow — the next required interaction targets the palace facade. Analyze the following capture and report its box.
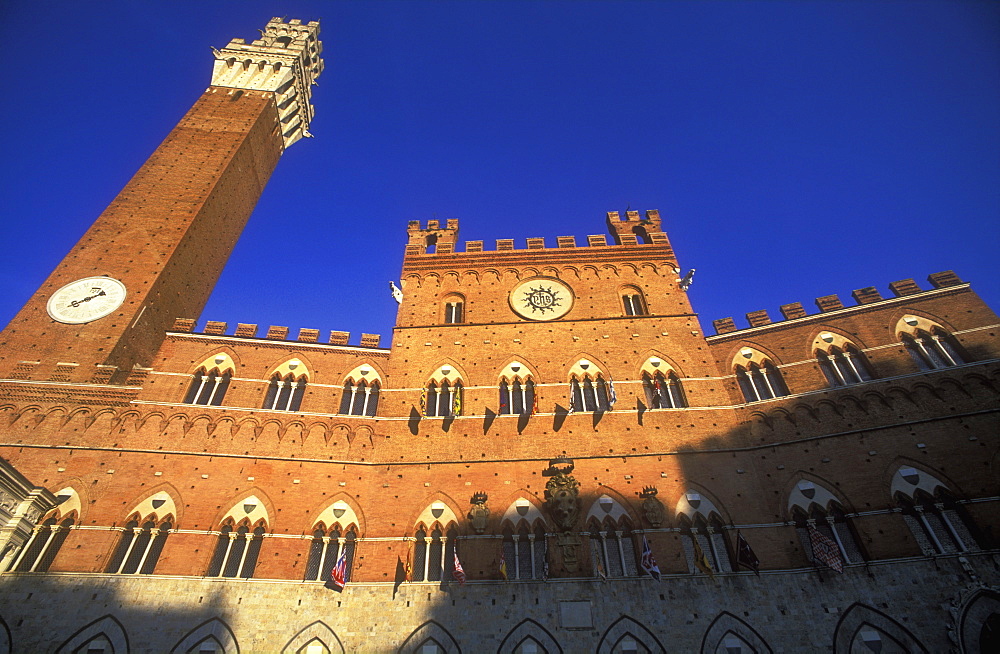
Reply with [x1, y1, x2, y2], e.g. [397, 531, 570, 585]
[0, 18, 998, 654]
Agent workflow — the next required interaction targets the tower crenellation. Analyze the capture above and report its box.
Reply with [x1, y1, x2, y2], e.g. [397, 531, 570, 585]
[210, 17, 323, 147]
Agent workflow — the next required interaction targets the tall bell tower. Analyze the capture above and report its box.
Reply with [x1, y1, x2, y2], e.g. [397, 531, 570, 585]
[0, 18, 323, 385]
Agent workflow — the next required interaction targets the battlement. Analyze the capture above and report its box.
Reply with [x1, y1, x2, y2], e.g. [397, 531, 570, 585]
[404, 211, 675, 257]
[709, 271, 967, 336]
[210, 17, 323, 148]
[169, 319, 383, 349]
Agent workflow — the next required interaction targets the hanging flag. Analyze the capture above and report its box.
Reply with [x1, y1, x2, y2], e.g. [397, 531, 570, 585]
[736, 531, 760, 576]
[420, 387, 427, 416]
[405, 549, 412, 582]
[531, 386, 539, 415]
[808, 525, 844, 573]
[608, 379, 617, 409]
[325, 549, 348, 592]
[640, 535, 661, 581]
[452, 548, 467, 585]
[653, 378, 663, 408]
[567, 382, 576, 414]
[452, 386, 462, 417]
[392, 555, 407, 598]
[691, 536, 715, 578]
[596, 558, 608, 582]
[499, 545, 509, 581]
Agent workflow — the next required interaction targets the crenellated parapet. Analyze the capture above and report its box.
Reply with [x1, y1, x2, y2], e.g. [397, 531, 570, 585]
[710, 271, 968, 336]
[170, 319, 383, 349]
[403, 211, 676, 260]
[210, 17, 323, 147]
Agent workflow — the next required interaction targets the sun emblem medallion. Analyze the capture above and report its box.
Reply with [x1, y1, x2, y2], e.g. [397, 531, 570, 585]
[509, 277, 574, 321]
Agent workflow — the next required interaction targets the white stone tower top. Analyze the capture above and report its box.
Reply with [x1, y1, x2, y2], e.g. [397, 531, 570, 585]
[210, 17, 324, 148]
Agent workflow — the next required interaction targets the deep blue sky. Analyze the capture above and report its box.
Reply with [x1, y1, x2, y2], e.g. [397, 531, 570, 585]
[1, 1, 997, 345]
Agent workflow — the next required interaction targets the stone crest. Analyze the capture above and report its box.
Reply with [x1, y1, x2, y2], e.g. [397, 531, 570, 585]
[543, 456, 580, 532]
[638, 486, 665, 528]
[467, 492, 490, 534]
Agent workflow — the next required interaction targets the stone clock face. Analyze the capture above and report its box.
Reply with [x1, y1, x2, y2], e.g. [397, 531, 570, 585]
[46, 276, 127, 324]
[509, 277, 574, 321]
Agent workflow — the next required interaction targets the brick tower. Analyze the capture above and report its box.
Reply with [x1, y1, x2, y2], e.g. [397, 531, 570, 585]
[0, 18, 322, 385]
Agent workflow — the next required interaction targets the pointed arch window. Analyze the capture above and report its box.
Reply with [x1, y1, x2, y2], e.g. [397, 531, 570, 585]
[499, 378, 536, 415]
[501, 521, 547, 580]
[105, 518, 171, 574]
[6, 515, 75, 572]
[570, 375, 611, 412]
[735, 361, 788, 402]
[641, 371, 686, 408]
[680, 514, 733, 574]
[424, 380, 462, 417]
[184, 369, 232, 406]
[898, 490, 980, 555]
[792, 505, 864, 565]
[903, 328, 967, 371]
[206, 523, 265, 578]
[263, 373, 306, 411]
[339, 379, 380, 416]
[817, 344, 874, 387]
[412, 525, 458, 582]
[588, 518, 639, 578]
[304, 525, 357, 582]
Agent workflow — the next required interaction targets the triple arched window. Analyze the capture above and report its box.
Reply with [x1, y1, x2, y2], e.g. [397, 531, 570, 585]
[735, 361, 788, 403]
[184, 353, 235, 406]
[902, 329, 966, 371]
[339, 380, 380, 416]
[6, 515, 74, 572]
[263, 373, 306, 412]
[412, 525, 459, 582]
[499, 378, 536, 415]
[305, 526, 358, 582]
[185, 369, 232, 406]
[570, 375, 611, 412]
[892, 466, 980, 555]
[817, 344, 874, 387]
[207, 522, 265, 578]
[679, 513, 733, 574]
[588, 517, 639, 578]
[106, 518, 171, 575]
[424, 380, 463, 417]
[641, 371, 686, 408]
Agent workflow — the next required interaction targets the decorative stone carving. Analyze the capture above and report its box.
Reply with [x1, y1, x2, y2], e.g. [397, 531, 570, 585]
[556, 532, 582, 574]
[543, 456, 580, 532]
[467, 492, 490, 534]
[638, 486, 665, 528]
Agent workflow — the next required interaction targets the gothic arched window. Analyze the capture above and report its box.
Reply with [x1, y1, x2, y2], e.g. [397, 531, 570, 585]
[105, 518, 171, 575]
[424, 380, 463, 417]
[588, 517, 639, 578]
[304, 525, 358, 582]
[641, 371, 686, 408]
[340, 379, 380, 416]
[500, 378, 536, 415]
[898, 490, 980, 555]
[412, 524, 459, 582]
[206, 522, 265, 578]
[903, 329, 967, 371]
[792, 504, 864, 566]
[679, 514, 733, 574]
[817, 344, 874, 387]
[570, 375, 611, 412]
[263, 373, 307, 411]
[184, 369, 232, 406]
[501, 521, 547, 580]
[7, 515, 75, 572]
[735, 361, 788, 402]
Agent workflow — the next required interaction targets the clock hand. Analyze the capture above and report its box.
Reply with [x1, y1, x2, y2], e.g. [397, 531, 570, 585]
[68, 289, 108, 308]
